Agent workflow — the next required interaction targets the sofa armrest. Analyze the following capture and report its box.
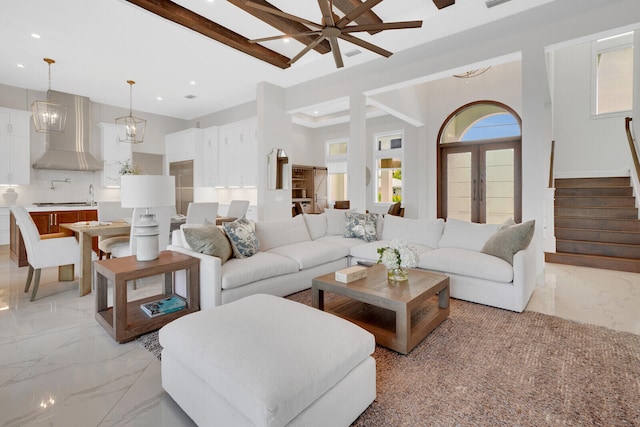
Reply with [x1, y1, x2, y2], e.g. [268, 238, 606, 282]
[168, 244, 223, 309]
[511, 239, 537, 312]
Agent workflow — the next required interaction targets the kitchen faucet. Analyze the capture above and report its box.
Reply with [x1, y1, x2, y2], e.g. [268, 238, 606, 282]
[88, 184, 94, 206]
[50, 178, 70, 190]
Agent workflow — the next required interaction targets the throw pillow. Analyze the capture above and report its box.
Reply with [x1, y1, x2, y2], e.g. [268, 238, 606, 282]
[344, 212, 378, 242]
[183, 226, 233, 264]
[481, 220, 535, 264]
[438, 218, 503, 251]
[223, 218, 260, 258]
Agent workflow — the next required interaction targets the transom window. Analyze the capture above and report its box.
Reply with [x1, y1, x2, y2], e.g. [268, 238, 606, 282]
[326, 139, 348, 204]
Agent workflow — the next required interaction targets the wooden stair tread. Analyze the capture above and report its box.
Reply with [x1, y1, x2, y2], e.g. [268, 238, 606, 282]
[545, 252, 640, 273]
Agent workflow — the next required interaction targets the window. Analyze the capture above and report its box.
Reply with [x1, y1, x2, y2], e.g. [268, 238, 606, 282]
[593, 32, 634, 115]
[374, 132, 403, 204]
[326, 140, 348, 203]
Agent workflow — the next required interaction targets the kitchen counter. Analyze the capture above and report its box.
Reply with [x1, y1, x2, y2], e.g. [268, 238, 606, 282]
[26, 204, 98, 212]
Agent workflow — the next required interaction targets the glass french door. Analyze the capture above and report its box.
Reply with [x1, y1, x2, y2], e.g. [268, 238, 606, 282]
[440, 139, 521, 223]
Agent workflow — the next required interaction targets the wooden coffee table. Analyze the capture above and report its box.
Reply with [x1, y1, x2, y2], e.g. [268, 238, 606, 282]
[312, 264, 449, 354]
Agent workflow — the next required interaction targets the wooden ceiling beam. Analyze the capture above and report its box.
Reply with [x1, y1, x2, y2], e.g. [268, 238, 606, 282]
[125, 0, 291, 69]
[333, 0, 383, 34]
[229, 0, 331, 54]
[432, 0, 455, 9]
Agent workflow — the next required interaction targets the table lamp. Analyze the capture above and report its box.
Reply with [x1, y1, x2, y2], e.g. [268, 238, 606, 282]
[120, 175, 175, 261]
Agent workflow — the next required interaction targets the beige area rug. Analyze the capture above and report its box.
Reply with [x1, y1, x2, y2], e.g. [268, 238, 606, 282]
[139, 291, 640, 426]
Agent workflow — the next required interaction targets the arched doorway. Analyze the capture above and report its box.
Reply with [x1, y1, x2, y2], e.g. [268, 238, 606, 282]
[437, 101, 522, 223]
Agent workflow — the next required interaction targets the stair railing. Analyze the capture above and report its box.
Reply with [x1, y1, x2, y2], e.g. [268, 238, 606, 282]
[626, 117, 640, 185]
[548, 140, 555, 188]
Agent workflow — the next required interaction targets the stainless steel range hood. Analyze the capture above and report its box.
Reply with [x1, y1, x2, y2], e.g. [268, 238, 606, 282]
[32, 90, 103, 172]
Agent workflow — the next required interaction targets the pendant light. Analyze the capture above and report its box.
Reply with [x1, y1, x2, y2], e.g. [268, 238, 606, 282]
[31, 58, 68, 133]
[115, 80, 146, 144]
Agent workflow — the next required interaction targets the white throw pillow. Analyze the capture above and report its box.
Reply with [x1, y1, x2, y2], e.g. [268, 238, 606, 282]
[303, 213, 327, 240]
[325, 209, 354, 235]
[255, 215, 311, 251]
[438, 218, 502, 252]
[381, 215, 444, 249]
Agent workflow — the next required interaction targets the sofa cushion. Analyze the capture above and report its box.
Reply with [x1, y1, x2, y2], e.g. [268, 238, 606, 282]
[255, 215, 310, 251]
[381, 216, 444, 249]
[419, 247, 513, 283]
[268, 241, 350, 270]
[315, 235, 367, 250]
[482, 220, 535, 264]
[221, 252, 299, 290]
[350, 240, 435, 262]
[344, 212, 378, 242]
[438, 218, 502, 252]
[223, 218, 260, 258]
[303, 213, 327, 240]
[182, 225, 233, 264]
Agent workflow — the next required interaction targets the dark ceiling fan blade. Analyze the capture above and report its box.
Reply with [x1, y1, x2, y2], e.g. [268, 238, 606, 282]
[339, 33, 392, 57]
[249, 31, 321, 43]
[341, 20, 423, 33]
[244, 1, 323, 29]
[333, 0, 383, 35]
[317, 0, 335, 26]
[328, 36, 344, 68]
[336, 0, 384, 29]
[433, 0, 455, 9]
[289, 34, 326, 65]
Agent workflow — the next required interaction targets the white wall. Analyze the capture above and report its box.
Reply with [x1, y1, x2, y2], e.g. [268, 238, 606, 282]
[552, 41, 632, 177]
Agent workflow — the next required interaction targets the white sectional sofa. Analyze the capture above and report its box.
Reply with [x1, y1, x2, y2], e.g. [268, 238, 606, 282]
[169, 210, 537, 312]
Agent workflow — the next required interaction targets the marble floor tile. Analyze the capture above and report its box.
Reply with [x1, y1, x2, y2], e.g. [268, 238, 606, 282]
[0, 244, 638, 426]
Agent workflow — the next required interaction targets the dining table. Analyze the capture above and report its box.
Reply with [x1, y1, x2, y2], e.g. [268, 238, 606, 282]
[60, 221, 131, 297]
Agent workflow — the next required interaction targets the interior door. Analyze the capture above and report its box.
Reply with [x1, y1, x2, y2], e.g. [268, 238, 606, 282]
[314, 168, 328, 213]
[441, 140, 520, 223]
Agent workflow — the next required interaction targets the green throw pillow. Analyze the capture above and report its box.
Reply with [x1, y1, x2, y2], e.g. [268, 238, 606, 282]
[481, 220, 535, 264]
[183, 226, 233, 264]
[223, 218, 260, 258]
[344, 212, 378, 242]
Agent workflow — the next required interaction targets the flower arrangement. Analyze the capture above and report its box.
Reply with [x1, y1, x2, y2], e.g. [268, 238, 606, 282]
[377, 239, 418, 282]
[118, 159, 142, 175]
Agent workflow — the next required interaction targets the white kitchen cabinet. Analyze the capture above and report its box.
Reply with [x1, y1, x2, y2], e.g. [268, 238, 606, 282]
[99, 122, 132, 187]
[0, 107, 31, 185]
[199, 126, 218, 187]
[217, 118, 257, 187]
[0, 207, 9, 245]
[165, 128, 200, 169]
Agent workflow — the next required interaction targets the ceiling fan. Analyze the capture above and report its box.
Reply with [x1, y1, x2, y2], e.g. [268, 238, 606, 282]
[245, 0, 423, 68]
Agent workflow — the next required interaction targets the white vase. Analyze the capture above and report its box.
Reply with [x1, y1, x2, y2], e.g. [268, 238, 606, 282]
[2, 188, 18, 205]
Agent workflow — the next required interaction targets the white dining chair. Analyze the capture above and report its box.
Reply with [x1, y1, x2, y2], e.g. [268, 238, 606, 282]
[97, 201, 133, 259]
[186, 202, 219, 224]
[227, 200, 250, 219]
[11, 206, 79, 301]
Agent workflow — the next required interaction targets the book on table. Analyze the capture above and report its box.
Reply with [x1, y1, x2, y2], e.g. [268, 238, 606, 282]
[140, 295, 187, 317]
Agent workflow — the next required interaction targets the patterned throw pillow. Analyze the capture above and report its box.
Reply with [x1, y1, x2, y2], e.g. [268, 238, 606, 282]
[223, 217, 260, 258]
[183, 226, 233, 264]
[344, 212, 378, 242]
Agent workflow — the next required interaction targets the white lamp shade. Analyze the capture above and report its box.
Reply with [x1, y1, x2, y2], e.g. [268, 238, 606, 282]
[120, 175, 175, 208]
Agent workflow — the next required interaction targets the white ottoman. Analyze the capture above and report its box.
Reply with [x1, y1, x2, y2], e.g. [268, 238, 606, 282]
[159, 293, 376, 427]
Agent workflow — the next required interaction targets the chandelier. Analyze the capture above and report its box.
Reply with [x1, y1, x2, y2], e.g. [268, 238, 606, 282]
[31, 58, 68, 133]
[115, 80, 146, 144]
[453, 67, 491, 79]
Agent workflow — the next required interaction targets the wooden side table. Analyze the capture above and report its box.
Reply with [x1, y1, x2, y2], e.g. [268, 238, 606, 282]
[94, 250, 200, 343]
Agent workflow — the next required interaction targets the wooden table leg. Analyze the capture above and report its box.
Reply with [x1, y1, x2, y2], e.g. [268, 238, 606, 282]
[78, 231, 93, 296]
[95, 272, 108, 313]
[113, 277, 127, 342]
[439, 285, 450, 309]
[396, 306, 410, 355]
[312, 287, 324, 310]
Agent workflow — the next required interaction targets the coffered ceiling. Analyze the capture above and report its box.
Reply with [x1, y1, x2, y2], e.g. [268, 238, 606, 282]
[0, 0, 555, 120]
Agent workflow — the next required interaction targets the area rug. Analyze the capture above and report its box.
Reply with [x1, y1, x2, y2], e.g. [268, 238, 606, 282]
[138, 291, 640, 426]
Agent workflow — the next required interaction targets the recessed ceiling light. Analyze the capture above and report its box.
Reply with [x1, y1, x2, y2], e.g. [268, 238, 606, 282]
[31, 33, 41, 39]
[313, 111, 319, 115]
[156, 96, 163, 101]
[283, 38, 290, 43]
[17, 63, 25, 68]
[190, 81, 196, 85]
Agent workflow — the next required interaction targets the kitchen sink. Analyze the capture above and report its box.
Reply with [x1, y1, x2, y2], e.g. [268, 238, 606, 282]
[33, 202, 93, 207]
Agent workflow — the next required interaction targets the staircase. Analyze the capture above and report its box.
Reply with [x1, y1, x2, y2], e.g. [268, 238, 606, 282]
[545, 177, 640, 273]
